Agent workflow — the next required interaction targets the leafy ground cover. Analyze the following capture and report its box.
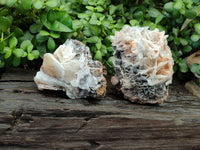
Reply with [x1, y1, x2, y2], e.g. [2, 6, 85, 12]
[0, 0, 200, 82]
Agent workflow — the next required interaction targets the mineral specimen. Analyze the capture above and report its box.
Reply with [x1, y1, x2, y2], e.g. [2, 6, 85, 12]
[111, 25, 174, 104]
[34, 39, 106, 99]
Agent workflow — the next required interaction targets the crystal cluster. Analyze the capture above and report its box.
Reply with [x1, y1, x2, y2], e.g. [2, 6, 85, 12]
[111, 25, 174, 104]
[34, 39, 106, 99]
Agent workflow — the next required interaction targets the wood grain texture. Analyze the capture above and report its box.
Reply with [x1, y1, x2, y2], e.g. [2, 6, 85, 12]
[0, 68, 200, 149]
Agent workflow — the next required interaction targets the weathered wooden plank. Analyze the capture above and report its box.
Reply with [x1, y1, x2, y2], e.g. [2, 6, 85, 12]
[0, 68, 200, 149]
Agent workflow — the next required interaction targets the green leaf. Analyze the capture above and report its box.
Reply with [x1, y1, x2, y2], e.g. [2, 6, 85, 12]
[155, 14, 164, 24]
[4, 49, 12, 59]
[9, 36, 18, 48]
[12, 57, 21, 67]
[87, 36, 101, 43]
[88, 0, 96, 5]
[72, 20, 83, 30]
[13, 27, 24, 37]
[36, 34, 48, 43]
[78, 13, 89, 20]
[96, 6, 104, 12]
[6, 0, 17, 7]
[173, 0, 183, 10]
[20, 40, 31, 50]
[96, 42, 102, 50]
[185, 9, 197, 19]
[47, 37, 56, 50]
[41, 11, 72, 32]
[39, 30, 50, 36]
[164, 2, 173, 13]
[97, 0, 105, 5]
[183, 45, 192, 52]
[180, 38, 188, 46]
[0, 8, 8, 16]
[0, 41, 4, 51]
[172, 28, 179, 36]
[89, 13, 98, 25]
[194, 23, 200, 34]
[148, 8, 161, 18]
[21, 0, 32, 10]
[33, 0, 43, 9]
[50, 32, 60, 38]
[19, 31, 34, 42]
[179, 58, 188, 73]
[27, 43, 33, 53]
[0, 16, 12, 32]
[191, 63, 200, 78]
[109, 5, 117, 15]
[191, 34, 200, 42]
[22, 51, 27, 57]
[46, 0, 58, 8]
[94, 50, 102, 61]
[107, 56, 113, 67]
[130, 19, 139, 26]
[29, 23, 43, 34]
[13, 48, 24, 57]
[86, 6, 94, 11]
[27, 53, 35, 60]
[31, 50, 40, 59]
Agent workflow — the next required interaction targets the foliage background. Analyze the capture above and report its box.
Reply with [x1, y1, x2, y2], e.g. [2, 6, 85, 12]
[0, 0, 200, 81]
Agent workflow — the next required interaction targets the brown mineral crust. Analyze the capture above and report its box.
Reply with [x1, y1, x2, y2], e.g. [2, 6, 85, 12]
[95, 77, 107, 97]
[111, 25, 173, 104]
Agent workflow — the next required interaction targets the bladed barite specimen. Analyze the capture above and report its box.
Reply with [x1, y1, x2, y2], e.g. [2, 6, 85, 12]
[34, 39, 106, 99]
[111, 25, 174, 104]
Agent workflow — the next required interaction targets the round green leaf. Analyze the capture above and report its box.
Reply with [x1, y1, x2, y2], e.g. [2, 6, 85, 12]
[173, 0, 183, 10]
[178, 58, 188, 73]
[194, 23, 200, 34]
[4, 49, 12, 59]
[39, 30, 50, 36]
[29, 23, 43, 33]
[20, 40, 31, 50]
[148, 8, 161, 18]
[33, 0, 43, 9]
[185, 10, 197, 19]
[94, 50, 102, 61]
[13, 48, 24, 57]
[164, 2, 173, 13]
[36, 34, 48, 43]
[50, 32, 60, 38]
[27, 43, 33, 53]
[9, 36, 18, 49]
[191, 34, 200, 42]
[0, 16, 12, 32]
[13, 27, 24, 37]
[21, 0, 32, 10]
[180, 38, 188, 46]
[107, 56, 113, 67]
[191, 63, 200, 78]
[22, 51, 27, 57]
[47, 37, 56, 50]
[183, 45, 192, 53]
[46, 0, 58, 8]
[6, 0, 17, 7]
[31, 50, 40, 59]
[27, 53, 35, 60]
